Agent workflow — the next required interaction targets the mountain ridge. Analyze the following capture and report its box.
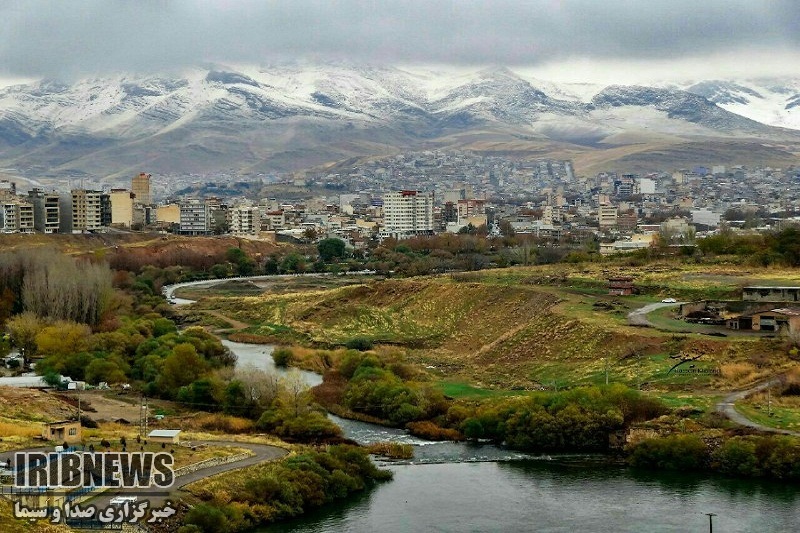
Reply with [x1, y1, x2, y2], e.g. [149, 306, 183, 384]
[0, 64, 798, 179]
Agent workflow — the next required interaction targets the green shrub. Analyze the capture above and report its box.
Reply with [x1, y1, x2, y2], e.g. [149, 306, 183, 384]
[629, 434, 709, 471]
[345, 337, 374, 351]
[272, 348, 293, 367]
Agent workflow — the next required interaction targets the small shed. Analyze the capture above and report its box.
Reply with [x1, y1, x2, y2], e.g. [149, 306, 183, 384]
[147, 429, 181, 444]
[43, 421, 81, 444]
[608, 276, 635, 296]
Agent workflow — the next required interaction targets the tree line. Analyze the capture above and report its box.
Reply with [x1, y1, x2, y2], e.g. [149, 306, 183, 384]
[0, 249, 113, 327]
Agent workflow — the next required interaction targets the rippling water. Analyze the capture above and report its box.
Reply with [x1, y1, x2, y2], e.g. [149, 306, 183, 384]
[265, 461, 800, 533]
[223, 340, 800, 533]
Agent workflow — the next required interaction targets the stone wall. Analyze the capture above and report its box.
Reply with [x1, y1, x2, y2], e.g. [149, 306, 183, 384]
[173, 451, 252, 477]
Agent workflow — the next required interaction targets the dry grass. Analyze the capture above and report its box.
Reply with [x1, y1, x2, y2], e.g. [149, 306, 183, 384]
[180, 413, 255, 434]
[201, 268, 796, 393]
[720, 362, 758, 382]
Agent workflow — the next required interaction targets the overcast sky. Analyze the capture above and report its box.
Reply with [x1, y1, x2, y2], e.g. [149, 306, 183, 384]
[1, 0, 799, 82]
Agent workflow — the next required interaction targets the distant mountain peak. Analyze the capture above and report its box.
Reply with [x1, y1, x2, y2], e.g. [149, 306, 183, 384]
[0, 64, 798, 177]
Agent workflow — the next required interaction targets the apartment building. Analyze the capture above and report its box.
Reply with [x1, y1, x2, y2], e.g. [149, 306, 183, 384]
[132, 172, 152, 205]
[598, 204, 618, 229]
[110, 189, 136, 227]
[0, 201, 34, 233]
[179, 199, 211, 235]
[229, 206, 261, 236]
[27, 189, 60, 234]
[71, 189, 104, 232]
[382, 190, 434, 238]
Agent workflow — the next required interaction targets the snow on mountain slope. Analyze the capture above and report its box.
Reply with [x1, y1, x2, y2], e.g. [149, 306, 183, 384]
[0, 64, 798, 177]
[685, 78, 800, 130]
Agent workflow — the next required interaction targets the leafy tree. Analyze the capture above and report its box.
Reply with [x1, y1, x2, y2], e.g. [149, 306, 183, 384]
[158, 343, 209, 392]
[317, 238, 347, 262]
[35, 322, 92, 357]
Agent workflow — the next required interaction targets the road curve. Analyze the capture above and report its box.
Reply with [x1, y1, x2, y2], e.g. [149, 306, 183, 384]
[715, 377, 800, 437]
[90, 440, 289, 508]
[163, 271, 376, 306]
[627, 301, 683, 327]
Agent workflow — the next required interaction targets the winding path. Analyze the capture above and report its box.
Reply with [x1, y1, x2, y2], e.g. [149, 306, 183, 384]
[627, 301, 683, 327]
[89, 440, 288, 508]
[715, 378, 800, 436]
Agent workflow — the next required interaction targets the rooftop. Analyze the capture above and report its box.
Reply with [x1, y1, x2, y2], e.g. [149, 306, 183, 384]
[147, 429, 181, 438]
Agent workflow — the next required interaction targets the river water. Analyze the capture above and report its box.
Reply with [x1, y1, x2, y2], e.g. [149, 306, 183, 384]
[222, 339, 800, 532]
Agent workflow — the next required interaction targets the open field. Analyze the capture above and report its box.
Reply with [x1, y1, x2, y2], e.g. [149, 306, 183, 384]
[736, 393, 800, 432]
[188, 262, 798, 394]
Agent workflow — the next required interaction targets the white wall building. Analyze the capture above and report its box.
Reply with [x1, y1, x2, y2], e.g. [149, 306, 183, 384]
[229, 206, 261, 236]
[179, 199, 211, 235]
[382, 190, 434, 238]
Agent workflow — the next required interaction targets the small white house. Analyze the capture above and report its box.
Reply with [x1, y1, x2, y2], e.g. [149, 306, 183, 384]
[147, 429, 181, 444]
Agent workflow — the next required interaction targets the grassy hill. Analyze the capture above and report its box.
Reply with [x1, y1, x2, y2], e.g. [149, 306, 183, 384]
[193, 263, 798, 392]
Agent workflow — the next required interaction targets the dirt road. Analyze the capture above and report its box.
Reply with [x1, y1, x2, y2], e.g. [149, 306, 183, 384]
[715, 377, 800, 437]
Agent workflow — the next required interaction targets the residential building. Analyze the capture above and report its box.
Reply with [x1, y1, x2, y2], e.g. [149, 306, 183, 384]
[131, 172, 152, 205]
[457, 199, 486, 220]
[110, 189, 136, 227]
[382, 190, 434, 238]
[179, 199, 211, 235]
[229, 206, 261, 235]
[598, 204, 618, 229]
[156, 204, 181, 226]
[71, 189, 104, 232]
[1, 201, 35, 233]
[27, 189, 60, 234]
[261, 210, 285, 230]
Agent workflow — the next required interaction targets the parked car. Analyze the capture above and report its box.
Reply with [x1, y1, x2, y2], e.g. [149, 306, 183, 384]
[661, 298, 677, 303]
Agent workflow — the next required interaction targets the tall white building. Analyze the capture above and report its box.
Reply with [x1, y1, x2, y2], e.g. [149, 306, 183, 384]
[179, 199, 211, 235]
[229, 206, 261, 236]
[382, 190, 434, 238]
[0, 201, 34, 233]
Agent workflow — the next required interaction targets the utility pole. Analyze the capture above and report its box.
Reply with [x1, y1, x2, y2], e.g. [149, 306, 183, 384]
[767, 386, 772, 417]
[705, 512, 716, 533]
[138, 395, 149, 438]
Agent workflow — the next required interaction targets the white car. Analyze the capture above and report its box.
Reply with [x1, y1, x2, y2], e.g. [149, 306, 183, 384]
[661, 298, 677, 303]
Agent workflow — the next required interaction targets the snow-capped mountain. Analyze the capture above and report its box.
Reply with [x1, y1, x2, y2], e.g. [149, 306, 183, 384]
[683, 79, 800, 130]
[0, 64, 797, 178]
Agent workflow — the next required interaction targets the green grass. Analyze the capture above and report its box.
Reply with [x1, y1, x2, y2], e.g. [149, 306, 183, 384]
[653, 392, 721, 413]
[735, 401, 800, 431]
[436, 380, 530, 399]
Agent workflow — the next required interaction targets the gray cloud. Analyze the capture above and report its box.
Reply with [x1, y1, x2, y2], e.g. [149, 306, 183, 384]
[1, 0, 799, 78]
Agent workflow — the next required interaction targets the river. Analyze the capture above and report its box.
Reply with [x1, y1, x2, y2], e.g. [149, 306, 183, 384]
[218, 339, 800, 532]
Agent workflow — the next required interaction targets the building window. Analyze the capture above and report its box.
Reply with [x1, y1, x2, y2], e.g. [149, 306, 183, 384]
[69, 428, 77, 436]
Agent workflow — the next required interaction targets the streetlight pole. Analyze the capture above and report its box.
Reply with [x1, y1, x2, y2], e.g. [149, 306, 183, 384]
[705, 512, 716, 533]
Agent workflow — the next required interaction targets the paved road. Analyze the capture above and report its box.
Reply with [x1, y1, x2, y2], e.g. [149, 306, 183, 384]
[2, 441, 287, 511]
[627, 301, 683, 327]
[89, 440, 288, 508]
[715, 377, 800, 436]
[163, 271, 375, 306]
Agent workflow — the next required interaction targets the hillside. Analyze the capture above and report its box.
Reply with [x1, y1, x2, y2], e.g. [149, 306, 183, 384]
[193, 265, 797, 391]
